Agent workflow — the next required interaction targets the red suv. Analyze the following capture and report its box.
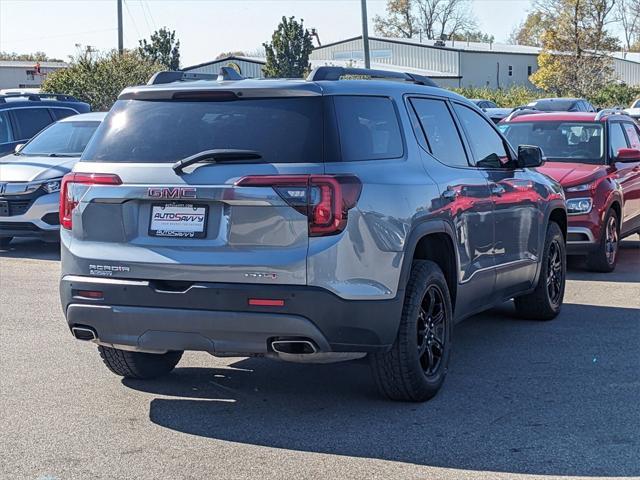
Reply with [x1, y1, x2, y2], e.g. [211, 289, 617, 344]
[500, 110, 640, 271]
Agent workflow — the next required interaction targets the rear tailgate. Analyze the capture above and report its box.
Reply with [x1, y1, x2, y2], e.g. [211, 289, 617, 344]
[62, 93, 325, 285]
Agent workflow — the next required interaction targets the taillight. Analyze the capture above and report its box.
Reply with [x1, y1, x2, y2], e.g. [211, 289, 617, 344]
[59, 173, 122, 230]
[235, 174, 362, 237]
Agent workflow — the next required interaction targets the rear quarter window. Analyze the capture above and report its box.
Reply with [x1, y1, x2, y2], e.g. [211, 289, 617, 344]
[333, 96, 403, 161]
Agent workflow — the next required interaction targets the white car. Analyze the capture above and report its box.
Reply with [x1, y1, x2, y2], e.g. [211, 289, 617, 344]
[624, 99, 640, 123]
[0, 111, 106, 246]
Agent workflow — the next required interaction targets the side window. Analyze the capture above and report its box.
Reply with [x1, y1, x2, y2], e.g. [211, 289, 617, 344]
[623, 123, 640, 149]
[51, 108, 76, 121]
[0, 111, 12, 144]
[333, 96, 403, 161]
[486, 101, 498, 109]
[452, 103, 509, 168]
[610, 123, 629, 157]
[411, 98, 468, 167]
[12, 108, 54, 139]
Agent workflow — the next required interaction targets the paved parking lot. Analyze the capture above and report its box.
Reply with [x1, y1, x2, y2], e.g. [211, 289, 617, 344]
[1, 236, 638, 480]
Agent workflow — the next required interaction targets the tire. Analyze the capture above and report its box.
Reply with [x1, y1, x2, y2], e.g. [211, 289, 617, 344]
[0, 237, 13, 248]
[586, 209, 619, 273]
[98, 346, 183, 379]
[370, 260, 453, 402]
[514, 221, 566, 320]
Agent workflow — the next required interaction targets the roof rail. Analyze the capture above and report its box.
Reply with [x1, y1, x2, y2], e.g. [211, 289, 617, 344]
[595, 108, 627, 122]
[504, 108, 540, 122]
[0, 93, 80, 103]
[307, 66, 439, 87]
[148, 67, 244, 85]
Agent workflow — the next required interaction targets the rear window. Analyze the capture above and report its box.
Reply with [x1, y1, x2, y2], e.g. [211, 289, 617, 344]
[83, 98, 322, 163]
[333, 96, 403, 161]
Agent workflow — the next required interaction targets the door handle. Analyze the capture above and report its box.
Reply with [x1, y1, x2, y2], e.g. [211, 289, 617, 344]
[490, 184, 505, 196]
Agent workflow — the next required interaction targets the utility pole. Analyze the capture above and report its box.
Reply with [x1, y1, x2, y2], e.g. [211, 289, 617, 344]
[117, 0, 124, 54]
[360, 0, 371, 68]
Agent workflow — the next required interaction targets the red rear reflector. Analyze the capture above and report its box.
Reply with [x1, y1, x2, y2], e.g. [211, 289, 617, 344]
[76, 290, 103, 299]
[248, 299, 285, 307]
[60, 173, 122, 230]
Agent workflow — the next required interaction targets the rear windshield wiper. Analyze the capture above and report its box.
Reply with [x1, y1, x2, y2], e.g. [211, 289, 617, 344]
[172, 149, 263, 174]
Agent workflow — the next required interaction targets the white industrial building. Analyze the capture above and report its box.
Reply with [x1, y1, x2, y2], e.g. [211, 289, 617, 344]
[0, 61, 68, 90]
[185, 35, 640, 88]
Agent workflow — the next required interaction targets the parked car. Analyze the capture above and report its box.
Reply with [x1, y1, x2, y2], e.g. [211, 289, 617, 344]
[524, 97, 597, 113]
[0, 93, 90, 156]
[499, 110, 640, 271]
[0, 112, 106, 246]
[59, 67, 567, 402]
[470, 99, 513, 124]
[624, 98, 640, 123]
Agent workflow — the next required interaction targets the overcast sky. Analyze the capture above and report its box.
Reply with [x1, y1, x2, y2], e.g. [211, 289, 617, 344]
[1, 0, 533, 67]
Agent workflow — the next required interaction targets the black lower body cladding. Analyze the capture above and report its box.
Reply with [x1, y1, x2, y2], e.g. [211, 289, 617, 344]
[60, 277, 404, 354]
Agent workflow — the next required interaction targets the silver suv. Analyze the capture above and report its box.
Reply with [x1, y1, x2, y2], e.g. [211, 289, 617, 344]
[60, 67, 567, 402]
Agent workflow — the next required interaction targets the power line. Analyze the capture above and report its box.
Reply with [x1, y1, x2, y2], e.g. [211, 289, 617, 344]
[123, 0, 142, 41]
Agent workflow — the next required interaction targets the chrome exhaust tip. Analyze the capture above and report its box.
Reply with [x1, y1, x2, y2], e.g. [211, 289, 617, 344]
[271, 339, 317, 355]
[71, 326, 97, 341]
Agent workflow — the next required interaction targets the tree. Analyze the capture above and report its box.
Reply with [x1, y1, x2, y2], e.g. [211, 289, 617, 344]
[374, 0, 477, 40]
[450, 30, 495, 43]
[374, 0, 417, 38]
[216, 51, 247, 60]
[138, 27, 180, 70]
[508, 11, 550, 47]
[263, 16, 314, 78]
[41, 50, 162, 111]
[0, 51, 64, 62]
[531, 0, 620, 97]
[615, 0, 640, 52]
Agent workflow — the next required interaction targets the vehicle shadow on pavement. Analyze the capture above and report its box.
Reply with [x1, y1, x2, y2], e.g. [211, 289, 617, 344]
[0, 238, 60, 261]
[125, 302, 640, 477]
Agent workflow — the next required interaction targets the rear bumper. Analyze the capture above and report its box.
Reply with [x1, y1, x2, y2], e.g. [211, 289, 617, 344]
[60, 276, 404, 354]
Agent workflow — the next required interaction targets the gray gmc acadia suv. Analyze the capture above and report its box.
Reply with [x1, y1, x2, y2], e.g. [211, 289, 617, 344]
[60, 67, 567, 402]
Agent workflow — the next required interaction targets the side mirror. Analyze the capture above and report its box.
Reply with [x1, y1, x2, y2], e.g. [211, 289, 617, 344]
[14, 144, 24, 153]
[517, 145, 544, 168]
[616, 148, 640, 162]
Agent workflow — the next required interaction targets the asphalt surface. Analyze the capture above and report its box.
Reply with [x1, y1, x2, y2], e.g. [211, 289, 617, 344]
[1, 236, 639, 480]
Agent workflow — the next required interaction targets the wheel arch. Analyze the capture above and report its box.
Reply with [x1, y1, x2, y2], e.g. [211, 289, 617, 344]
[398, 220, 459, 313]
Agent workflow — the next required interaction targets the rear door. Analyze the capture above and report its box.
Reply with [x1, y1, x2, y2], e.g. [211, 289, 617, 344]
[66, 94, 325, 285]
[409, 96, 496, 315]
[452, 102, 542, 297]
[616, 122, 640, 233]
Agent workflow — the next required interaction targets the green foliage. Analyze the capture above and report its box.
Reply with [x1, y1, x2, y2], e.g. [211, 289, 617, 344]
[508, 11, 549, 47]
[530, 0, 620, 97]
[0, 51, 64, 62]
[263, 16, 314, 79]
[450, 83, 640, 109]
[41, 50, 162, 111]
[138, 27, 180, 70]
[451, 86, 542, 108]
[589, 83, 640, 108]
[374, 0, 416, 38]
[450, 30, 495, 43]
